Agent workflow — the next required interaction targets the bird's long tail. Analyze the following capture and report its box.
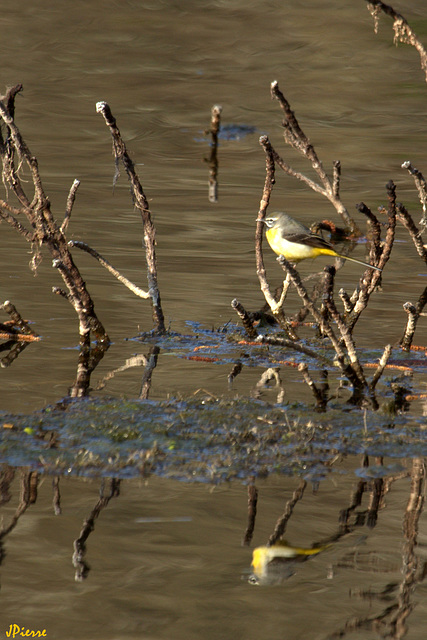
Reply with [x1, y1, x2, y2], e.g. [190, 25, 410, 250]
[337, 253, 382, 272]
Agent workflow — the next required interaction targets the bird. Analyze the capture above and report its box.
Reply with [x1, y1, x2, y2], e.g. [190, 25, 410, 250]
[260, 211, 382, 271]
[250, 540, 328, 585]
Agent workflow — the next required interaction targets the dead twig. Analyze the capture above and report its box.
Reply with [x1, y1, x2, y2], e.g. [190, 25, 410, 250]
[369, 344, 393, 392]
[1, 300, 39, 338]
[231, 298, 258, 340]
[96, 101, 165, 334]
[345, 181, 396, 333]
[396, 202, 427, 263]
[298, 363, 328, 411]
[268, 479, 307, 546]
[205, 104, 222, 203]
[243, 482, 258, 546]
[61, 179, 80, 234]
[0, 84, 108, 344]
[255, 135, 298, 338]
[270, 80, 358, 233]
[69, 240, 150, 299]
[367, 1, 427, 83]
[254, 335, 332, 367]
[355, 201, 383, 267]
[400, 292, 427, 351]
[322, 267, 371, 397]
[401, 161, 427, 227]
[277, 256, 366, 393]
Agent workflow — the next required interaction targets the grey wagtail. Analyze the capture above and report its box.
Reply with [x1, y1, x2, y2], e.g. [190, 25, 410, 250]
[260, 212, 382, 271]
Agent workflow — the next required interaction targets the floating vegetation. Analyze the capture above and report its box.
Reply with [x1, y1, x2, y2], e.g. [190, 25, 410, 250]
[1, 395, 426, 481]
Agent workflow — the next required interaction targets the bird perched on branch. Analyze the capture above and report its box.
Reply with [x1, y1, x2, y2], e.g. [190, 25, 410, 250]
[259, 211, 381, 271]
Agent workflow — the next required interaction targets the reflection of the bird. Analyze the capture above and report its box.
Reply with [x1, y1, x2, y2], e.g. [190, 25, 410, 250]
[249, 540, 328, 586]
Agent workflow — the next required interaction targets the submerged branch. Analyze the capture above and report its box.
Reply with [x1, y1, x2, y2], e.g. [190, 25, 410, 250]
[298, 363, 328, 411]
[255, 335, 333, 367]
[231, 298, 258, 340]
[369, 344, 393, 392]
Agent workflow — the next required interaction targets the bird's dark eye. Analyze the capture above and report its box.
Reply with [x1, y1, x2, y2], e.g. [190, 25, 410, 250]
[265, 218, 275, 228]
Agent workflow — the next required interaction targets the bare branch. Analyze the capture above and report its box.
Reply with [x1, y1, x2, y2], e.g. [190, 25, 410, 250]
[0, 205, 33, 241]
[396, 202, 427, 263]
[0, 95, 46, 206]
[356, 201, 383, 266]
[96, 100, 165, 334]
[1, 299, 38, 337]
[332, 160, 341, 198]
[255, 335, 332, 366]
[255, 135, 297, 337]
[231, 298, 258, 339]
[400, 290, 427, 350]
[0, 87, 108, 343]
[298, 363, 328, 411]
[61, 179, 81, 234]
[69, 240, 150, 299]
[401, 161, 427, 225]
[367, 1, 427, 82]
[369, 344, 393, 392]
[205, 105, 222, 203]
[270, 80, 357, 233]
[322, 266, 370, 394]
[346, 182, 396, 332]
[270, 147, 328, 197]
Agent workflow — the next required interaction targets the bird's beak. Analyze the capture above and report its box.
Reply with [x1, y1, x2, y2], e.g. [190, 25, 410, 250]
[256, 218, 265, 223]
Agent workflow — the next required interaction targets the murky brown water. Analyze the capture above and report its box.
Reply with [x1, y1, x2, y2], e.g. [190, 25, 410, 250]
[1, 0, 427, 412]
[1, 1, 427, 637]
[1, 458, 426, 640]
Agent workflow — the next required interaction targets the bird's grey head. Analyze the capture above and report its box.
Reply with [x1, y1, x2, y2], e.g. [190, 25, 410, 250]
[264, 212, 289, 228]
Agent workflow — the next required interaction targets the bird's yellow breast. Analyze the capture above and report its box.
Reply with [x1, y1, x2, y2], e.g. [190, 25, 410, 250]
[266, 227, 324, 261]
